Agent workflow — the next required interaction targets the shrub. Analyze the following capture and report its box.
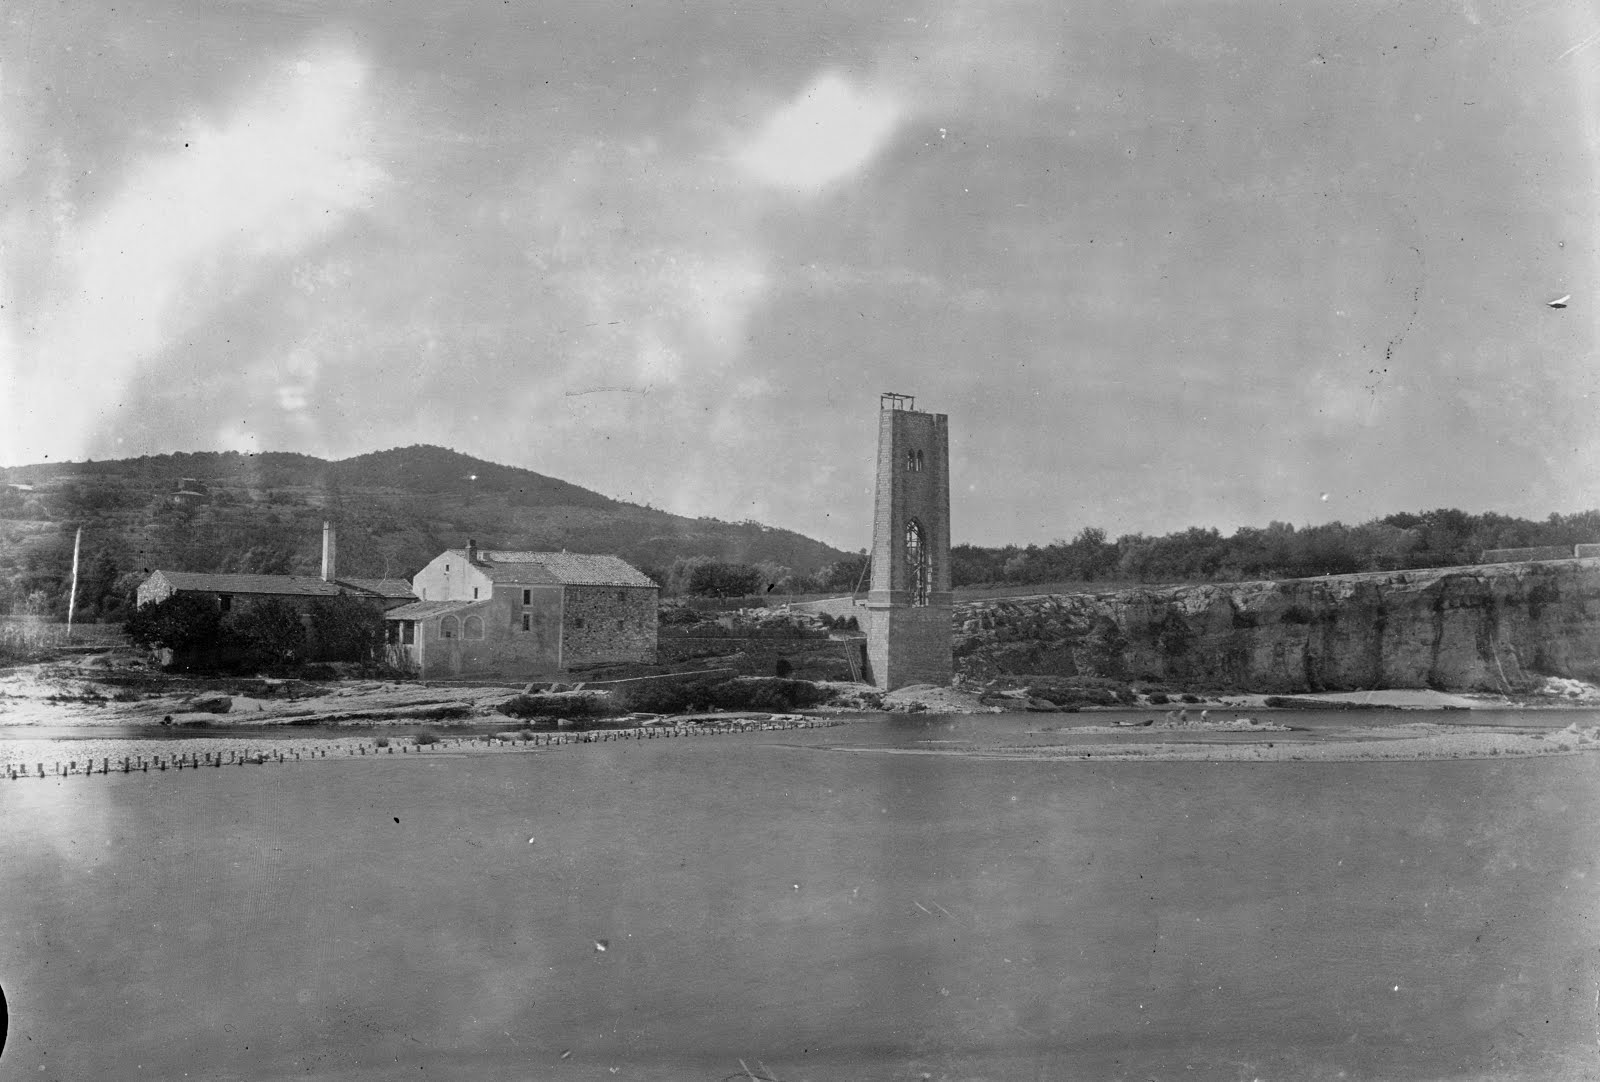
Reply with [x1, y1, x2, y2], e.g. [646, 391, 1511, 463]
[224, 598, 308, 668]
[1180, 694, 1201, 704]
[413, 730, 440, 746]
[708, 676, 832, 712]
[125, 594, 224, 654]
[498, 691, 618, 719]
[308, 595, 386, 663]
[1147, 692, 1170, 705]
[374, 736, 390, 748]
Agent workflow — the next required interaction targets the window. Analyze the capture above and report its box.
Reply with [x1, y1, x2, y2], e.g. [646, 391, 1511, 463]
[522, 614, 531, 632]
[617, 590, 626, 603]
[463, 615, 484, 640]
[217, 595, 232, 612]
[440, 615, 459, 639]
[522, 589, 531, 605]
[916, 450, 925, 472]
[445, 563, 450, 572]
[473, 587, 479, 599]
[574, 617, 586, 630]
[401, 621, 415, 645]
[906, 449, 925, 473]
[905, 519, 930, 606]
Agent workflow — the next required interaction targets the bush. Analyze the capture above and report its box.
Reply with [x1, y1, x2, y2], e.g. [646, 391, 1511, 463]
[708, 676, 833, 712]
[1147, 692, 1170, 705]
[413, 730, 439, 746]
[308, 595, 386, 663]
[125, 594, 224, 654]
[224, 598, 307, 668]
[374, 736, 390, 748]
[498, 691, 618, 719]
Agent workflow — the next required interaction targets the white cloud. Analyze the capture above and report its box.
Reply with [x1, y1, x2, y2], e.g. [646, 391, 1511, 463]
[1, 43, 384, 463]
[734, 72, 904, 193]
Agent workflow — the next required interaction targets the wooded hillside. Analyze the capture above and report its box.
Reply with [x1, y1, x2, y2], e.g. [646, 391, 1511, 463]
[0, 446, 852, 620]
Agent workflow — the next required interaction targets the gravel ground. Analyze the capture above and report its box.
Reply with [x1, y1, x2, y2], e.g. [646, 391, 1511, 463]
[0, 715, 842, 780]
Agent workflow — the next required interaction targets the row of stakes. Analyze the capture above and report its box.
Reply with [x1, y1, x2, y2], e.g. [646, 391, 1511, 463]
[3, 717, 841, 781]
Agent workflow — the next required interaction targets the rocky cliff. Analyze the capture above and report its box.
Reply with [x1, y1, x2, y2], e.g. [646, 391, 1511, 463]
[955, 560, 1600, 693]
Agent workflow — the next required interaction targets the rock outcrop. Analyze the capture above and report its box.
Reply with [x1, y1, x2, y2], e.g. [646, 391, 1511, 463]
[955, 560, 1600, 693]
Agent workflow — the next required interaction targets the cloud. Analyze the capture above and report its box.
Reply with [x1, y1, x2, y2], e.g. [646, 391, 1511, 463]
[733, 72, 904, 193]
[1, 43, 384, 463]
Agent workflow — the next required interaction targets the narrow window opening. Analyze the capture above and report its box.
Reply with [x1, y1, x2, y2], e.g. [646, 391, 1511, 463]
[218, 595, 232, 613]
[402, 621, 415, 645]
[522, 589, 531, 605]
[522, 614, 531, 632]
[905, 519, 930, 606]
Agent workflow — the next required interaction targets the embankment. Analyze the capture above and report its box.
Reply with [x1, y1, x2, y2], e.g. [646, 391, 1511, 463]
[955, 559, 1600, 694]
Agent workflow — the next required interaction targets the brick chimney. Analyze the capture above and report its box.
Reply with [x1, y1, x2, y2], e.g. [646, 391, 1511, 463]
[467, 538, 478, 564]
[321, 521, 337, 582]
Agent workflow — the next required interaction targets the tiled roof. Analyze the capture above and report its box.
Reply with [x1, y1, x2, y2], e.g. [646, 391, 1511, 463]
[338, 577, 417, 600]
[150, 571, 344, 597]
[384, 599, 487, 620]
[474, 550, 657, 588]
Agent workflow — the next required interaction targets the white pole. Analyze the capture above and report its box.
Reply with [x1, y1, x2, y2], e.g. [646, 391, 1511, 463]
[66, 526, 82, 640]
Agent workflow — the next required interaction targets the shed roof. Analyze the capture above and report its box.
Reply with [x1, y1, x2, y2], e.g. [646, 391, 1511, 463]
[338, 577, 417, 600]
[385, 599, 485, 620]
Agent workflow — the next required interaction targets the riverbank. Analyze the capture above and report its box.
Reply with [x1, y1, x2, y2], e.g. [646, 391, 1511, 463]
[0, 714, 843, 780]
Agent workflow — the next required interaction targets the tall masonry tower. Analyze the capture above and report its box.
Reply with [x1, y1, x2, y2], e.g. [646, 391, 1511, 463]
[865, 393, 952, 690]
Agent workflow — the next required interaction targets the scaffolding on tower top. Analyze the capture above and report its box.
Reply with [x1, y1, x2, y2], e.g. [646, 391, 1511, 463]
[880, 392, 916, 411]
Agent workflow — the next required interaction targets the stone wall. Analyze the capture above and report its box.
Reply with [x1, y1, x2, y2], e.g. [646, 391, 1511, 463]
[955, 561, 1600, 693]
[562, 585, 658, 666]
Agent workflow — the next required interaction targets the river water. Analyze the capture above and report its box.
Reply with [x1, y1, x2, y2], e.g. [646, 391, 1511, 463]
[2, 712, 1597, 1080]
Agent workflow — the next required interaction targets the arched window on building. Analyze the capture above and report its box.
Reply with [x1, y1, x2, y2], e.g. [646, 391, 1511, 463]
[463, 615, 484, 640]
[439, 615, 459, 640]
[905, 519, 930, 606]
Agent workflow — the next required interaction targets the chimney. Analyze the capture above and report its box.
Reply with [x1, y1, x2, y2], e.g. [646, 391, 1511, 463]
[322, 521, 337, 582]
[467, 538, 478, 564]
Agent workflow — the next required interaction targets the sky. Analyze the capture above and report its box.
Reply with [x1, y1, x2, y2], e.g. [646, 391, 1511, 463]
[2, 0, 1598, 550]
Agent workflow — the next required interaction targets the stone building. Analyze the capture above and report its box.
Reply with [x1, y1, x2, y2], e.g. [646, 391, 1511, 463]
[384, 542, 658, 679]
[135, 523, 415, 615]
[864, 393, 952, 689]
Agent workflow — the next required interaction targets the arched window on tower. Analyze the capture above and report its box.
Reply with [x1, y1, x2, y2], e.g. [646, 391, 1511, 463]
[905, 519, 931, 606]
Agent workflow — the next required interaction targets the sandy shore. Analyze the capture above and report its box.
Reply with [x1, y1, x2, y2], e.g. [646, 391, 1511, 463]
[834, 721, 1600, 764]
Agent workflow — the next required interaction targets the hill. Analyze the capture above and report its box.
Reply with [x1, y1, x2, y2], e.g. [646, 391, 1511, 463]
[0, 446, 854, 620]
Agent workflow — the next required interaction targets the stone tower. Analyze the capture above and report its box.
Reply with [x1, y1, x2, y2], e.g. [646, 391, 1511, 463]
[864, 393, 952, 690]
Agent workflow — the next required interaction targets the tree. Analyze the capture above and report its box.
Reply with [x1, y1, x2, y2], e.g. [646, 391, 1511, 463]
[125, 594, 225, 653]
[685, 561, 764, 598]
[224, 599, 307, 667]
[308, 596, 386, 663]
